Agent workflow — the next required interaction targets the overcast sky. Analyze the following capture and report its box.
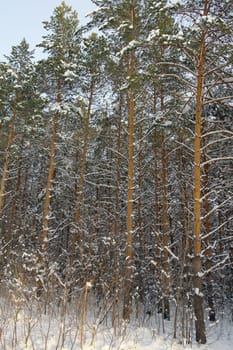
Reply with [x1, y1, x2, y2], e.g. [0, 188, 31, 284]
[0, 0, 96, 60]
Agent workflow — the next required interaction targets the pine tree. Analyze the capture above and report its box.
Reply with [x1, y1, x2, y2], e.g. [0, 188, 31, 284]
[163, 0, 233, 343]
[37, 1, 80, 253]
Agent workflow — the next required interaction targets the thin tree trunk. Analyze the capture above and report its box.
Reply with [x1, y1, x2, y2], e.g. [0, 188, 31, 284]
[152, 92, 162, 313]
[153, 130, 162, 311]
[123, 3, 136, 321]
[174, 136, 192, 341]
[136, 121, 144, 306]
[192, 0, 209, 344]
[112, 94, 122, 329]
[160, 92, 170, 321]
[161, 131, 170, 320]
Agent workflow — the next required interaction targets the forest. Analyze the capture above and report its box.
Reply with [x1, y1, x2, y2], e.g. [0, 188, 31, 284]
[0, 0, 232, 348]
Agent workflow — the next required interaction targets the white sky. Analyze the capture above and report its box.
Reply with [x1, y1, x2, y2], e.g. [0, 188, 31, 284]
[0, 0, 96, 60]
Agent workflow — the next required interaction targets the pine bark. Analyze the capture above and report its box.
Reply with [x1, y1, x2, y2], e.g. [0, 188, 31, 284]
[192, 0, 209, 343]
[123, 3, 136, 321]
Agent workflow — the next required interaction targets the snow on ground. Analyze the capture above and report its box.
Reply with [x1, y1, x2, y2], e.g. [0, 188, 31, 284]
[0, 298, 232, 350]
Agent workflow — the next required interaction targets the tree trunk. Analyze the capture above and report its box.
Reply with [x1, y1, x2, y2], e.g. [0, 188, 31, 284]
[112, 94, 122, 328]
[153, 92, 162, 313]
[123, 3, 136, 321]
[161, 93, 170, 321]
[136, 121, 144, 305]
[192, 0, 209, 343]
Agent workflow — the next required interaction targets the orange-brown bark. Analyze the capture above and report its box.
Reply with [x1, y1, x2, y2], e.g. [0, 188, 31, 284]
[123, 3, 136, 321]
[192, 0, 209, 343]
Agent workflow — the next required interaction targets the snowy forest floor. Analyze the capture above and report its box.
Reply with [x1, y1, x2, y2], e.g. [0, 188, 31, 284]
[0, 292, 232, 350]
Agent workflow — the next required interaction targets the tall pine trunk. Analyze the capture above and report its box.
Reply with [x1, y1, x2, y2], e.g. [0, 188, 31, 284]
[192, 0, 209, 343]
[123, 3, 136, 321]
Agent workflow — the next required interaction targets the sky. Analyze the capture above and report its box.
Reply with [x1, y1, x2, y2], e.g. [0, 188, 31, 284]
[0, 0, 96, 60]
